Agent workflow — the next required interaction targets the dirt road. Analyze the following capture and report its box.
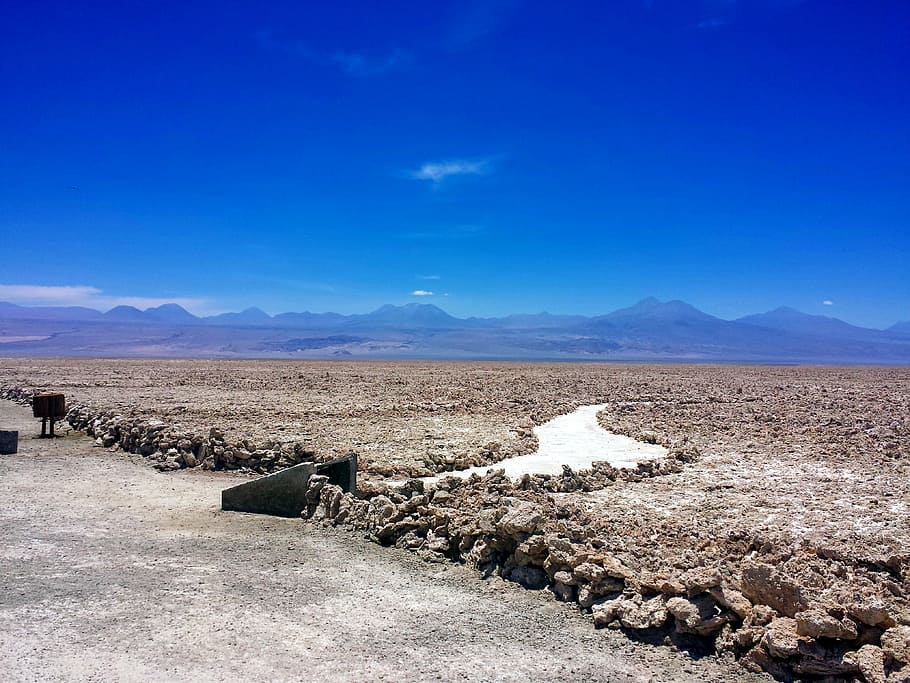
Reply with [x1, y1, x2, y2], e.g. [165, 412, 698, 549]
[0, 401, 765, 682]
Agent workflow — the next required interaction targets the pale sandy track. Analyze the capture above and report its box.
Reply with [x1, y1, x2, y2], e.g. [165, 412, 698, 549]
[0, 400, 766, 683]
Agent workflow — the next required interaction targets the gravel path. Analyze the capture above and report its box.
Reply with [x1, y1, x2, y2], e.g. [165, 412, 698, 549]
[0, 401, 766, 682]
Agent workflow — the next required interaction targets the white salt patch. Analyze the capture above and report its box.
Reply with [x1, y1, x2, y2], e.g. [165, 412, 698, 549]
[420, 404, 667, 483]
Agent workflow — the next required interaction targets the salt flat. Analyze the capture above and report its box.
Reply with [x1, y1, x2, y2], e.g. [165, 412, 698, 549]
[419, 404, 667, 482]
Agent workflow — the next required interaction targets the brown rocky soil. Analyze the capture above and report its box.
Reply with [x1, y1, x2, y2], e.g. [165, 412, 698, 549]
[0, 399, 764, 682]
[2, 358, 908, 680]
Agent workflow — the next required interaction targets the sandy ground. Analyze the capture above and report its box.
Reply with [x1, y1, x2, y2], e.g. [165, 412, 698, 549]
[0, 401, 766, 683]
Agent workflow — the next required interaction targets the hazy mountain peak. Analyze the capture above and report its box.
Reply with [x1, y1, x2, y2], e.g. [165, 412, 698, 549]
[105, 305, 143, 315]
[372, 302, 448, 314]
[759, 306, 828, 321]
[740, 306, 834, 324]
[231, 306, 271, 320]
[205, 306, 272, 326]
[737, 307, 880, 340]
[356, 302, 459, 329]
[370, 302, 451, 317]
[371, 304, 397, 314]
[144, 303, 198, 322]
[605, 297, 715, 321]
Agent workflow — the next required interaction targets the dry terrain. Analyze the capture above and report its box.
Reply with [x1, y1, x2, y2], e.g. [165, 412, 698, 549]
[2, 358, 908, 680]
[0, 400, 762, 682]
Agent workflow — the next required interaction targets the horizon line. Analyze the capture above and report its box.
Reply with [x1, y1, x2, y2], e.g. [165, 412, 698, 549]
[1, 297, 906, 331]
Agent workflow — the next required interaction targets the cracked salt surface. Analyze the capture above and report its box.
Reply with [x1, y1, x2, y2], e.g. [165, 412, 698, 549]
[422, 404, 667, 483]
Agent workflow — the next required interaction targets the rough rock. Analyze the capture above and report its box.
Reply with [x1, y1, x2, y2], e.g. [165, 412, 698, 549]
[509, 566, 549, 590]
[793, 639, 857, 676]
[572, 562, 605, 584]
[553, 570, 576, 586]
[741, 560, 808, 618]
[882, 626, 910, 665]
[849, 600, 896, 628]
[577, 581, 624, 609]
[795, 608, 859, 640]
[681, 566, 722, 594]
[843, 644, 886, 683]
[598, 554, 633, 580]
[761, 617, 801, 659]
[619, 595, 669, 630]
[497, 501, 545, 537]
[666, 595, 728, 636]
[514, 535, 548, 566]
[709, 585, 752, 620]
[638, 572, 685, 596]
[464, 538, 496, 569]
[425, 529, 450, 554]
[592, 597, 625, 628]
[749, 604, 777, 626]
[551, 581, 576, 602]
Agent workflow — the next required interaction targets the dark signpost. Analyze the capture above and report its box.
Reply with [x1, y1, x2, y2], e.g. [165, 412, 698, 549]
[33, 392, 66, 438]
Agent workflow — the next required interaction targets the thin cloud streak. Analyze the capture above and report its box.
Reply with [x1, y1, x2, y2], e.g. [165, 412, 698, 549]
[0, 284, 212, 315]
[412, 290, 434, 296]
[409, 159, 492, 183]
[256, 30, 408, 77]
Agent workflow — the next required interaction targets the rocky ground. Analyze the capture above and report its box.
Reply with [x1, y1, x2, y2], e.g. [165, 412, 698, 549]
[0, 400, 764, 682]
[1, 358, 908, 681]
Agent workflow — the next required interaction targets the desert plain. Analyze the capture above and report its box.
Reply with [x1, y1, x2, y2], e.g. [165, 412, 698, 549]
[1, 358, 909, 682]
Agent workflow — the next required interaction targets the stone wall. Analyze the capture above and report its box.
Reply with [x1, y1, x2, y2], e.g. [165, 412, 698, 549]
[0, 386, 322, 473]
[304, 471, 910, 683]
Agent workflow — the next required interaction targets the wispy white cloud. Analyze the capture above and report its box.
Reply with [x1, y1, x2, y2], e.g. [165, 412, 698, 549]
[823, 300, 834, 306]
[256, 30, 408, 77]
[416, 274, 441, 280]
[409, 159, 492, 184]
[0, 284, 101, 305]
[412, 290, 434, 296]
[0, 284, 212, 315]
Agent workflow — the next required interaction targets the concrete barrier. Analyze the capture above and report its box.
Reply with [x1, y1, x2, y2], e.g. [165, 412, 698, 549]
[221, 453, 357, 517]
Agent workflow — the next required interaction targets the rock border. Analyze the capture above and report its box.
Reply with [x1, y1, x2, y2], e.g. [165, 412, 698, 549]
[304, 472, 909, 682]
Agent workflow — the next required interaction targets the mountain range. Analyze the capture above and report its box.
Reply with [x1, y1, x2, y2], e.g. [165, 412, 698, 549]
[1, 298, 908, 363]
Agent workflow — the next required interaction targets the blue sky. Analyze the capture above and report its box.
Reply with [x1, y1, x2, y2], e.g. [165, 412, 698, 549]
[1, 0, 908, 327]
